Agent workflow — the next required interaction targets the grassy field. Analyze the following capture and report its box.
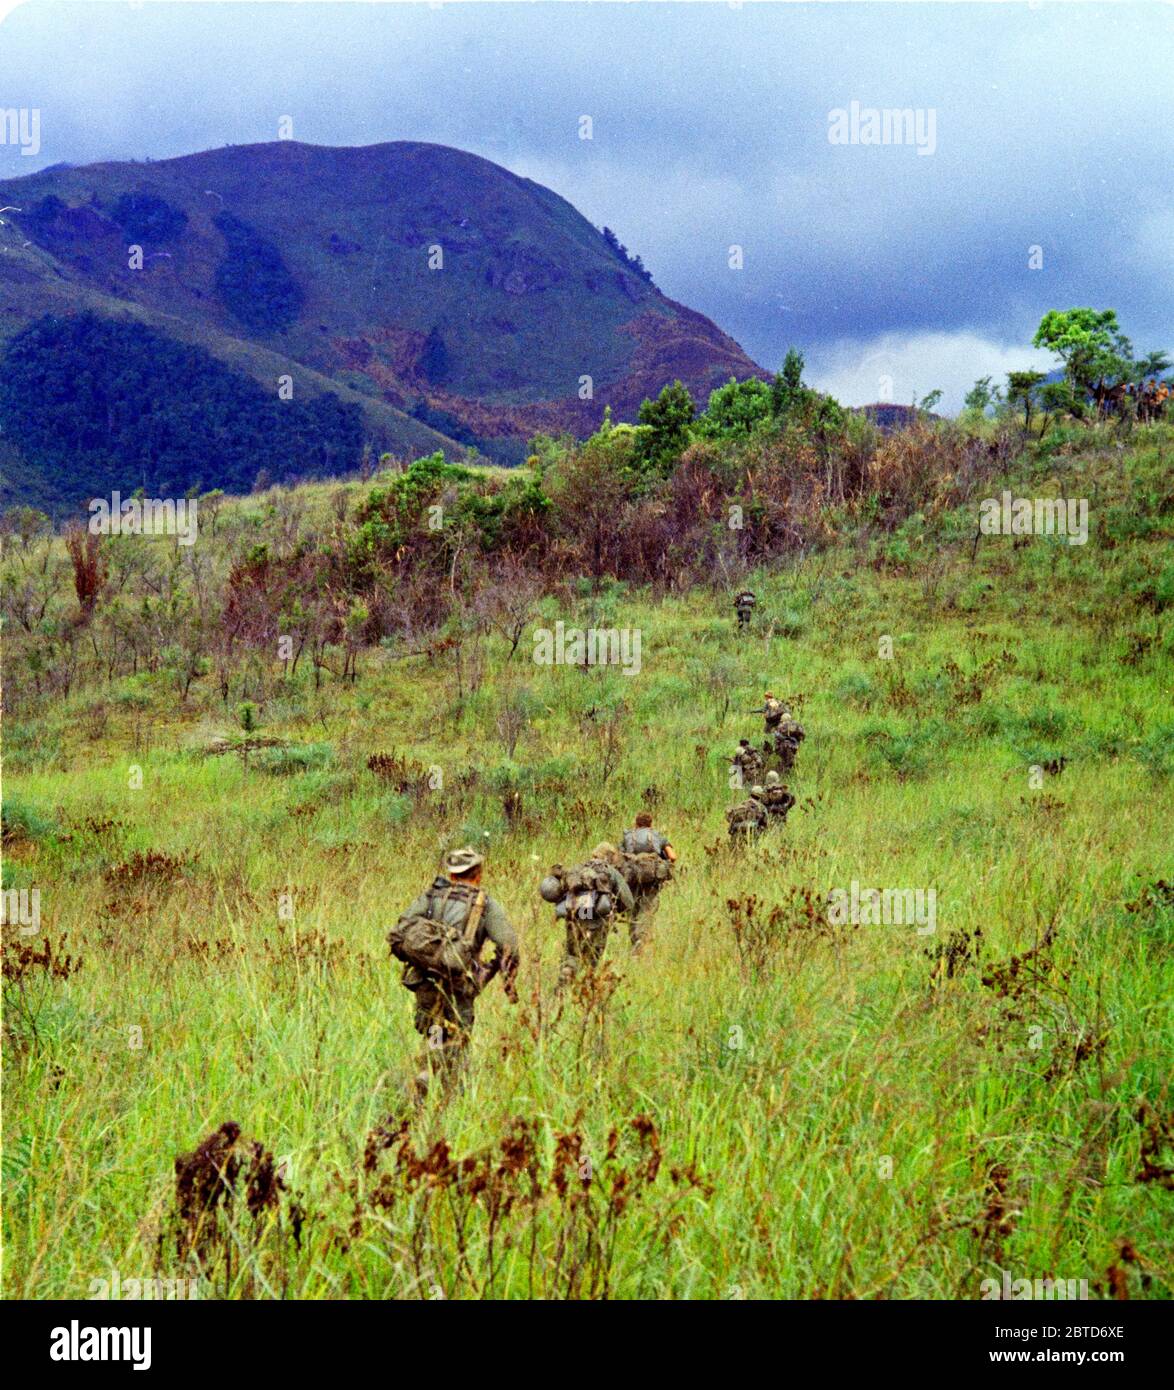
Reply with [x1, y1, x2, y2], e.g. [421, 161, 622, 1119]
[2, 428, 1171, 1299]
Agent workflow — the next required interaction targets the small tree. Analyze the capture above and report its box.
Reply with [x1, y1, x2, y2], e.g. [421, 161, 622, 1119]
[635, 380, 695, 476]
[696, 376, 772, 439]
[770, 348, 807, 420]
[1006, 370, 1046, 433]
[963, 376, 1002, 416]
[1033, 307, 1131, 406]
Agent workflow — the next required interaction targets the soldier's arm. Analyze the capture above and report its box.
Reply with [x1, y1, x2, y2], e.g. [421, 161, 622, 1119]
[611, 868, 636, 913]
[656, 832, 677, 863]
[482, 897, 519, 962]
[482, 896, 519, 996]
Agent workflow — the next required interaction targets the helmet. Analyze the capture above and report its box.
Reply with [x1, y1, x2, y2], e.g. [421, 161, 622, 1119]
[750, 785, 765, 798]
[539, 874, 565, 903]
[765, 771, 780, 786]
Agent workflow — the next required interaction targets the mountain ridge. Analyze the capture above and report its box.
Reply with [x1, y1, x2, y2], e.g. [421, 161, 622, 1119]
[0, 139, 767, 506]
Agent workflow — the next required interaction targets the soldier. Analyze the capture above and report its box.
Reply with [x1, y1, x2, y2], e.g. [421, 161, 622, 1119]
[773, 707, 805, 771]
[388, 847, 518, 1107]
[749, 690, 785, 736]
[540, 846, 634, 987]
[733, 589, 756, 629]
[726, 785, 768, 842]
[762, 770, 796, 823]
[618, 811, 677, 954]
[731, 737, 765, 788]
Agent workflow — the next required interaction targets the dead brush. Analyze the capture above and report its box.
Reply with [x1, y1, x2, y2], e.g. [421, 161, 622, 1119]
[354, 1111, 711, 1299]
[261, 921, 351, 975]
[726, 885, 844, 979]
[166, 1121, 306, 1298]
[1041, 1026, 1108, 1083]
[938, 649, 1017, 704]
[1095, 1238, 1155, 1300]
[925, 926, 982, 987]
[971, 1159, 1019, 1269]
[1, 933, 84, 1052]
[980, 919, 1063, 1002]
[366, 749, 432, 802]
[103, 850, 196, 918]
[565, 960, 624, 1067]
[1134, 1099, 1174, 1190]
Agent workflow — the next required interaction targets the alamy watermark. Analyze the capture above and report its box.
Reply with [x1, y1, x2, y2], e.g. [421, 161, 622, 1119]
[1, 886, 40, 935]
[979, 491, 1089, 546]
[88, 492, 199, 547]
[981, 1272, 1089, 1301]
[88, 1270, 200, 1301]
[532, 621, 642, 676]
[0, 107, 40, 157]
[827, 880, 937, 935]
[50, 1321, 152, 1371]
[828, 101, 936, 156]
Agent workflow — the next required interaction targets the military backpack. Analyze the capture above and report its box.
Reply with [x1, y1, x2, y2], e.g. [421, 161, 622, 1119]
[388, 879, 486, 991]
[555, 863, 616, 924]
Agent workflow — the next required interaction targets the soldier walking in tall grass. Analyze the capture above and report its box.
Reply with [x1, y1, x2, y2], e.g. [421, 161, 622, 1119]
[618, 811, 677, 954]
[541, 845, 634, 987]
[388, 847, 518, 1106]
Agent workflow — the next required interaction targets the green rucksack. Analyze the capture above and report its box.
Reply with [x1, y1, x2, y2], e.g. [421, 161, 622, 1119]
[727, 799, 765, 832]
[556, 863, 615, 924]
[388, 879, 486, 991]
[620, 827, 673, 889]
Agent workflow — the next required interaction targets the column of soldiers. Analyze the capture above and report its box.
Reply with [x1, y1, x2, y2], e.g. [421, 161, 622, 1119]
[726, 689, 804, 842]
[387, 812, 677, 1105]
[384, 597, 807, 1106]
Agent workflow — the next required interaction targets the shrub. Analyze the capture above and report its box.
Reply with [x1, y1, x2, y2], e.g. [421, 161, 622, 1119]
[253, 743, 334, 775]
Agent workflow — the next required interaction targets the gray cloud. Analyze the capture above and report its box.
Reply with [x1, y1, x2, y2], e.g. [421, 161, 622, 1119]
[1, 1, 1170, 412]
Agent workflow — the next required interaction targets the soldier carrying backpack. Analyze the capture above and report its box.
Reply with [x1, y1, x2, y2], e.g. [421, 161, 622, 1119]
[540, 845, 634, 987]
[772, 708, 805, 771]
[618, 811, 677, 954]
[731, 737, 765, 788]
[762, 770, 796, 822]
[387, 847, 518, 1105]
[733, 589, 757, 629]
[726, 786, 768, 842]
[748, 690, 785, 733]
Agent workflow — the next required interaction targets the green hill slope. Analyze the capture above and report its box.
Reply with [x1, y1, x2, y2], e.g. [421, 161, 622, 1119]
[2, 421, 1170, 1298]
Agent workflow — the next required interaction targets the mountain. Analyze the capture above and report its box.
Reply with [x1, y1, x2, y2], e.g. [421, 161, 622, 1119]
[0, 141, 766, 512]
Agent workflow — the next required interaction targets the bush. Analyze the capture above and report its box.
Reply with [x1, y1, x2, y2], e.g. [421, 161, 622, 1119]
[253, 743, 334, 775]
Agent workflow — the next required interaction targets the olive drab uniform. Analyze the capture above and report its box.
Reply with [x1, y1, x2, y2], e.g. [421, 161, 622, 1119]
[391, 874, 517, 1103]
[731, 739, 765, 788]
[734, 590, 756, 629]
[761, 696, 785, 732]
[762, 773, 796, 823]
[553, 859, 635, 987]
[619, 825, 675, 953]
[726, 788, 768, 841]
[773, 715, 805, 771]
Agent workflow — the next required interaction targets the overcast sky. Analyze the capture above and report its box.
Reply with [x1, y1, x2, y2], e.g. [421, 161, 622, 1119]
[2, 0, 1171, 411]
